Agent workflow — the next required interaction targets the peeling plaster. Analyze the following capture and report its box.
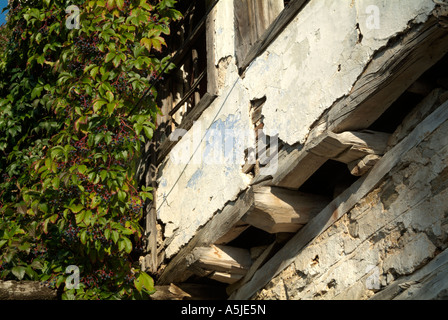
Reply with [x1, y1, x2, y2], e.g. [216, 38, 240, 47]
[242, 0, 436, 146]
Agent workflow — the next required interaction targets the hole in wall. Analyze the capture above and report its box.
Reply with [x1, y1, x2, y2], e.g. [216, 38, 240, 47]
[227, 226, 276, 249]
[298, 160, 359, 198]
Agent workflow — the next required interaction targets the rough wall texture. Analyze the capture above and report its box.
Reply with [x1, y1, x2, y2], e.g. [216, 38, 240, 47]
[155, 0, 439, 260]
[254, 118, 448, 300]
[242, 0, 436, 145]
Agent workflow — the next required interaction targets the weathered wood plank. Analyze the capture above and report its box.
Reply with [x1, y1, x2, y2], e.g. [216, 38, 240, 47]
[239, 0, 309, 73]
[242, 186, 330, 233]
[230, 101, 448, 300]
[328, 16, 448, 133]
[235, 0, 285, 68]
[209, 272, 244, 284]
[0, 281, 57, 300]
[158, 187, 255, 285]
[215, 220, 250, 245]
[347, 154, 381, 177]
[308, 130, 390, 164]
[187, 245, 252, 277]
[266, 142, 328, 190]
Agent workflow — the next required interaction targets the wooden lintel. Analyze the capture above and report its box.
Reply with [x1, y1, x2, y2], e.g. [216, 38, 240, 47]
[209, 271, 244, 284]
[158, 187, 255, 285]
[215, 220, 250, 245]
[187, 245, 252, 278]
[242, 186, 330, 234]
[308, 130, 390, 164]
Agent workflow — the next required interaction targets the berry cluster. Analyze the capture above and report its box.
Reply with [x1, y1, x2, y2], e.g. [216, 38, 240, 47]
[31, 245, 48, 258]
[74, 36, 101, 57]
[62, 222, 80, 244]
[82, 274, 99, 288]
[118, 216, 131, 227]
[95, 268, 114, 282]
[42, 277, 57, 289]
[67, 60, 84, 74]
[86, 228, 111, 246]
[123, 272, 136, 285]
[128, 197, 144, 215]
[112, 74, 132, 96]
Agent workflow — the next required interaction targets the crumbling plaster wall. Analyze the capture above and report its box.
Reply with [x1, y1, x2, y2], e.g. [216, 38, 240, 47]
[254, 118, 448, 300]
[242, 0, 436, 145]
[155, 0, 438, 259]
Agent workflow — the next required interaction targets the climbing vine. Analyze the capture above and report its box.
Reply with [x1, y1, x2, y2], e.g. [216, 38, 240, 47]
[0, 0, 180, 299]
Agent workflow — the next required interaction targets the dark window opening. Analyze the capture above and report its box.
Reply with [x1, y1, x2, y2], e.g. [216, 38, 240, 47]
[156, 0, 209, 139]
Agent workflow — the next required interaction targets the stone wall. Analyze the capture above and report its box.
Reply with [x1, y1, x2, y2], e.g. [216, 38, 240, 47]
[254, 113, 448, 300]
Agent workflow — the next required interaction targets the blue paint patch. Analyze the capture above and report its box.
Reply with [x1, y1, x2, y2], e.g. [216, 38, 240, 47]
[187, 169, 203, 189]
[159, 178, 168, 188]
[203, 114, 242, 163]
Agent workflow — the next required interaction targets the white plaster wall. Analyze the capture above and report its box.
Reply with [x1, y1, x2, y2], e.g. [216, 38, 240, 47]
[213, 0, 235, 65]
[242, 0, 436, 146]
[157, 64, 254, 258]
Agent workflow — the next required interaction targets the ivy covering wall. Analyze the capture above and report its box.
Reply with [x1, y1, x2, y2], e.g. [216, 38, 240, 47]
[0, 0, 180, 299]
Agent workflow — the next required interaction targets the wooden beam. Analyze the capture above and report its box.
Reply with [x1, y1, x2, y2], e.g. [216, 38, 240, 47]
[328, 16, 448, 133]
[308, 130, 390, 164]
[209, 272, 244, 284]
[158, 187, 255, 285]
[215, 220, 250, 245]
[270, 145, 328, 190]
[0, 281, 57, 300]
[239, 0, 309, 74]
[227, 242, 277, 295]
[347, 154, 381, 177]
[229, 100, 448, 300]
[242, 186, 330, 233]
[186, 245, 252, 282]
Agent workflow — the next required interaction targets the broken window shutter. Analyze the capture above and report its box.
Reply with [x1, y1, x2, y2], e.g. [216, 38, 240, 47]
[234, 0, 284, 69]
